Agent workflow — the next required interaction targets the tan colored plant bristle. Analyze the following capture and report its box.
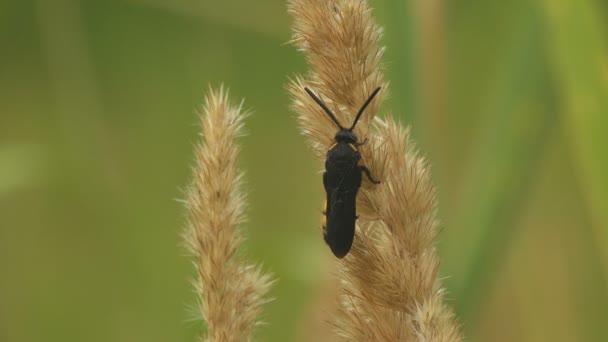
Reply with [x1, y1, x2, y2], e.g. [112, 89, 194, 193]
[287, 0, 462, 340]
[184, 86, 273, 342]
[288, 0, 388, 161]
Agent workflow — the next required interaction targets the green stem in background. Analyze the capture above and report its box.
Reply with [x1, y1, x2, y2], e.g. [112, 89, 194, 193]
[413, 0, 447, 165]
[446, 11, 553, 322]
[380, 0, 419, 127]
[541, 0, 608, 339]
[568, 146, 608, 341]
[540, 0, 608, 284]
[36, 0, 120, 187]
[456, 115, 555, 323]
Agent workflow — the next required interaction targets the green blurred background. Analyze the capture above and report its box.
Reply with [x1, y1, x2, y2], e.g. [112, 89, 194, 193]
[1, 0, 607, 341]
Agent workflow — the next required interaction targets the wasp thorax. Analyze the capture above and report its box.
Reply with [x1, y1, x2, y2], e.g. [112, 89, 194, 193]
[335, 130, 358, 144]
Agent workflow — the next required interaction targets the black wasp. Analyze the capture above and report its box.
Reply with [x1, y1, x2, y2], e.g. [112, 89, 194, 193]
[304, 87, 382, 258]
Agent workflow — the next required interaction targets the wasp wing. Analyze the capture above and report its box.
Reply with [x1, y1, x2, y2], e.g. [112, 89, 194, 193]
[324, 187, 357, 258]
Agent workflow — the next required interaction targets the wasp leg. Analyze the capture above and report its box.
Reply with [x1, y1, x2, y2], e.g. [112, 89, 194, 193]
[361, 165, 381, 184]
[355, 138, 368, 147]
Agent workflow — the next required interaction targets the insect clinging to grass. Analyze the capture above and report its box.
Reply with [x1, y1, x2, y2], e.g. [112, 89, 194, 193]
[304, 87, 382, 258]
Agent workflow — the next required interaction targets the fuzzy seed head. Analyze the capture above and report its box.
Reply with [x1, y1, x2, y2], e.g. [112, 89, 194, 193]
[287, 0, 462, 340]
[184, 86, 273, 342]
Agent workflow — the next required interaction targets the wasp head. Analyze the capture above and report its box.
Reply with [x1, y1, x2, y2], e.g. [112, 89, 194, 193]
[304, 87, 382, 141]
[335, 130, 358, 144]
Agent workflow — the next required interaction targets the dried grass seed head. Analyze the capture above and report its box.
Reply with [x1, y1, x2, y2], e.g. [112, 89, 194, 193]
[185, 86, 273, 342]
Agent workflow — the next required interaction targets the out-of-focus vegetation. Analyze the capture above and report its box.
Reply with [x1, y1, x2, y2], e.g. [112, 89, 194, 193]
[0, 0, 606, 341]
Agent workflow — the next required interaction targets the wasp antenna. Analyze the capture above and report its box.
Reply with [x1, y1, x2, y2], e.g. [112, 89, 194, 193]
[349, 87, 382, 131]
[304, 87, 345, 130]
